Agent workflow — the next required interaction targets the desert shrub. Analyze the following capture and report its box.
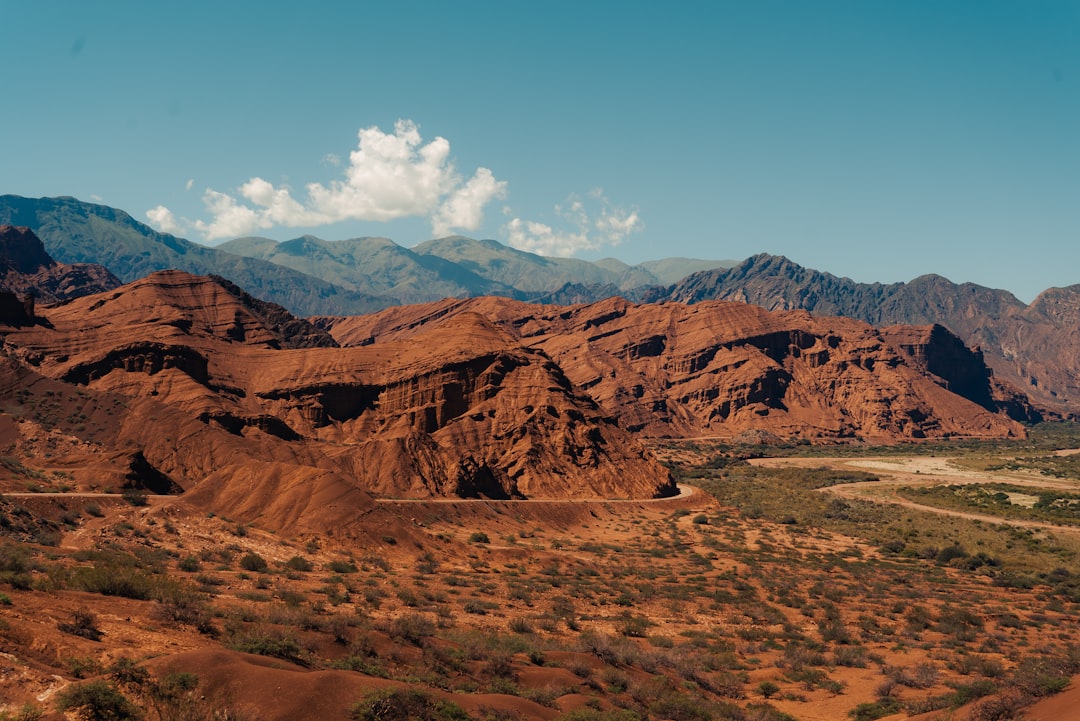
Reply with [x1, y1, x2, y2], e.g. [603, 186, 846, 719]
[226, 627, 305, 664]
[903, 604, 935, 633]
[464, 599, 498, 615]
[1010, 654, 1072, 697]
[949, 679, 998, 706]
[969, 691, 1028, 721]
[351, 688, 469, 721]
[509, 617, 533, 634]
[0, 703, 43, 721]
[832, 645, 868, 667]
[616, 613, 652, 637]
[934, 544, 969, 565]
[285, 555, 313, 572]
[848, 697, 902, 721]
[648, 694, 722, 721]
[885, 662, 938, 689]
[554, 711, 643, 721]
[121, 488, 148, 507]
[238, 552, 268, 572]
[59, 608, 102, 641]
[177, 556, 199, 572]
[70, 564, 154, 600]
[579, 632, 639, 667]
[0, 543, 32, 589]
[153, 585, 213, 632]
[757, 680, 780, 699]
[328, 559, 358, 574]
[57, 680, 142, 721]
[388, 613, 436, 645]
[692, 514, 709, 525]
[469, 531, 490, 544]
[936, 606, 983, 641]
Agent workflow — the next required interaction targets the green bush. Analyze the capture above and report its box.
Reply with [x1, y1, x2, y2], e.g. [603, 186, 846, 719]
[468, 531, 490, 544]
[238, 552, 268, 572]
[388, 613, 435, 645]
[351, 688, 469, 721]
[0, 702, 43, 721]
[327, 559, 358, 574]
[227, 628, 305, 664]
[59, 608, 102, 641]
[57, 680, 142, 721]
[848, 697, 902, 721]
[285, 555, 313, 572]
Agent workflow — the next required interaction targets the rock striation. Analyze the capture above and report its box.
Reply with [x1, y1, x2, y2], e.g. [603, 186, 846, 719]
[661, 253, 1080, 417]
[322, 296, 1025, 442]
[0, 271, 675, 525]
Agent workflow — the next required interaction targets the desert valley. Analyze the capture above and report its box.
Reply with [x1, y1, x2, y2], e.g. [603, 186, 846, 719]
[0, 199, 1078, 721]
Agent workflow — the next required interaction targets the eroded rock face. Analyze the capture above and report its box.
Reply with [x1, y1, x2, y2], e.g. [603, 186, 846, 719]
[1, 271, 674, 515]
[324, 296, 1025, 442]
[661, 253, 1080, 418]
[0, 225, 120, 304]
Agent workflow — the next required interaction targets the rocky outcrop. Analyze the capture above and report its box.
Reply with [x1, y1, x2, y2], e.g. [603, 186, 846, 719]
[0, 224, 120, 304]
[661, 253, 1079, 417]
[324, 296, 1025, 442]
[0, 272, 675, 507]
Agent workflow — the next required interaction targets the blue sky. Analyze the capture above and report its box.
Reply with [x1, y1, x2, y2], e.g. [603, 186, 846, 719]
[2, 1, 1077, 301]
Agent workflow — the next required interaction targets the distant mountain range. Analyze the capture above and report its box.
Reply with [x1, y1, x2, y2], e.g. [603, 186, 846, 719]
[662, 254, 1080, 416]
[2, 195, 1076, 417]
[0, 195, 733, 314]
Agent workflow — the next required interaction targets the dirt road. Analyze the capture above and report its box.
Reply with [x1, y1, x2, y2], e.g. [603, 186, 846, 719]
[374, 483, 698, 504]
[749, 456, 1080, 536]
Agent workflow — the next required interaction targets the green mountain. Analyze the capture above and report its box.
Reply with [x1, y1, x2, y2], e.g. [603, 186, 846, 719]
[0, 195, 389, 316]
[218, 234, 520, 304]
[412, 236, 655, 292]
[0, 196, 732, 313]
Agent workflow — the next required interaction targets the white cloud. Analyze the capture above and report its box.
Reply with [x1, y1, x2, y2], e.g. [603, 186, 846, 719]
[432, 167, 507, 237]
[184, 178, 194, 191]
[148, 120, 505, 241]
[146, 205, 185, 236]
[503, 191, 643, 257]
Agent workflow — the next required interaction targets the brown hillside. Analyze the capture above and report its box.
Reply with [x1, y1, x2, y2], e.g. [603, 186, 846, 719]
[322, 296, 1024, 442]
[0, 224, 120, 304]
[0, 271, 673, 512]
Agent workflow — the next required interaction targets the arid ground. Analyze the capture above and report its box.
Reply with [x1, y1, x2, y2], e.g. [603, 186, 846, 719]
[1, 427, 1079, 721]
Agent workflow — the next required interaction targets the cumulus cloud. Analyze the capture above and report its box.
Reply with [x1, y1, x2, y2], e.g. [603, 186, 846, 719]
[147, 120, 505, 241]
[432, 167, 507, 238]
[146, 205, 185, 236]
[503, 191, 642, 256]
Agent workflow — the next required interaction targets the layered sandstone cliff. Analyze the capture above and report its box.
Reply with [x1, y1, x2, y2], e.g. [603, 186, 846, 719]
[322, 296, 1024, 442]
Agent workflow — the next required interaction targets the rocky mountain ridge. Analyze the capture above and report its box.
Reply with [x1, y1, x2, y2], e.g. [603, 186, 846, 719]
[320, 296, 1027, 442]
[0, 271, 674, 531]
[0, 195, 730, 314]
[0, 224, 120, 308]
[661, 253, 1080, 415]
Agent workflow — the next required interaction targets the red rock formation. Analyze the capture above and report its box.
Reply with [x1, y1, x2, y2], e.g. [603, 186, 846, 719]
[322, 296, 1025, 442]
[1, 271, 674, 515]
[0, 224, 120, 304]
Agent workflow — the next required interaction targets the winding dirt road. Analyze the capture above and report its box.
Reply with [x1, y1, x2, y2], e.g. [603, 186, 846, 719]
[374, 483, 699, 504]
[749, 455, 1080, 537]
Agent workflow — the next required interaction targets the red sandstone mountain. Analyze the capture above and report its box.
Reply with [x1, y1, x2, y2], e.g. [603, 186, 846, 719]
[0, 224, 120, 306]
[662, 253, 1080, 417]
[0, 271, 674, 523]
[320, 296, 1025, 442]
